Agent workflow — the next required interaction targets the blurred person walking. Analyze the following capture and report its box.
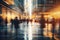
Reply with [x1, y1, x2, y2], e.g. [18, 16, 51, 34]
[39, 14, 45, 40]
[40, 14, 45, 35]
[13, 17, 20, 40]
[0, 16, 4, 40]
[58, 19, 60, 36]
[14, 17, 20, 31]
[0, 16, 4, 31]
[10, 19, 14, 32]
[51, 17, 56, 40]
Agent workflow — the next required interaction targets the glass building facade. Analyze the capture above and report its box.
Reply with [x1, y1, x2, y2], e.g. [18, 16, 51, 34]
[37, 0, 56, 12]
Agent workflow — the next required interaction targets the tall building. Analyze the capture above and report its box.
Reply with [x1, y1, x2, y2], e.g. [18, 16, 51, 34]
[14, 0, 24, 12]
[37, 0, 56, 12]
[0, 0, 12, 14]
[33, 0, 37, 10]
[14, 0, 24, 8]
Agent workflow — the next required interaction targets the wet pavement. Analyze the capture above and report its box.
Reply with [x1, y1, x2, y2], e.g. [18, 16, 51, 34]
[0, 22, 60, 40]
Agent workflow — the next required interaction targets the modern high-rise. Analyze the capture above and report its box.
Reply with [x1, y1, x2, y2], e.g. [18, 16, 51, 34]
[24, 0, 33, 14]
[33, 0, 37, 8]
[14, 0, 24, 8]
[14, 0, 24, 12]
[37, 0, 56, 12]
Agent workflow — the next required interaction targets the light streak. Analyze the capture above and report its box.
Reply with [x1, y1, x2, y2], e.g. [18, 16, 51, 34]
[24, 0, 28, 40]
[24, 26, 28, 40]
[28, 22, 32, 40]
[28, 0, 33, 40]
[28, 0, 32, 18]
[24, 0, 33, 40]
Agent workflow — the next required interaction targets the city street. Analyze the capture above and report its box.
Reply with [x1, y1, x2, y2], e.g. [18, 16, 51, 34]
[0, 21, 60, 40]
[0, 0, 60, 40]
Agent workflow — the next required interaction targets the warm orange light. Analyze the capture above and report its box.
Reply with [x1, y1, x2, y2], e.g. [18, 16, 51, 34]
[50, 6, 60, 19]
[4, 0, 14, 5]
[6, 13, 11, 22]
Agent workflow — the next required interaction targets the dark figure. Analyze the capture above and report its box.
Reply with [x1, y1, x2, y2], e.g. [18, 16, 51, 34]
[58, 19, 60, 36]
[5, 17, 8, 27]
[26, 19, 29, 26]
[0, 16, 4, 40]
[51, 18, 56, 40]
[13, 17, 20, 32]
[4, 18, 8, 40]
[0, 16, 4, 30]
[10, 19, 14, 32]
[40, 14, 45, 28]
[40, 14, 45, 36]
[51, 18, 56, 33]
[13, 17, 20, 40]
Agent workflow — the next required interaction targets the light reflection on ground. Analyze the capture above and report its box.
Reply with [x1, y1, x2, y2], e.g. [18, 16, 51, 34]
[1, 22, 60, 40]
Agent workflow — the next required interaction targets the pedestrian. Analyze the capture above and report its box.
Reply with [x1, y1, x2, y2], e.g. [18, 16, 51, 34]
[0, 16, 4, 40]
[51, 18, 56, 33]
[5, 17, 8, 27]
[39, 14, 45, 36]
[13, 17, 20, 32]
[51, 17, 56, 40]
[13, 17, 20, 40]
[10, 19, 14, 32]
[0, 16, 4, 31]
[58, 19, 60, 36]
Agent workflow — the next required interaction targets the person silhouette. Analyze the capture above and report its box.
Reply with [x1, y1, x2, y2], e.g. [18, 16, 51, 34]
[0, 16, 4, 40]
[10, 19, 14, 32]
[0, 16, 4, 31]
[4, 17, 8, 36]
[39, 14, 45, 36]
[13, 17, 20, 40]
[51, 18, 56, 33]
[13, 17, 20, 32]
[5, 17, 8, 27]
[58, 19, 60, 37]
[51, 17, 56, 40]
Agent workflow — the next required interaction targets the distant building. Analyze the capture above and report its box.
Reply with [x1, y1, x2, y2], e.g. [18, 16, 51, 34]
[33, 0, 37, 9]
[37, 0, 56, 12]
[18, 0, 24, 12]
[14, 0, 24, 9]
[18, 0, 24, 7]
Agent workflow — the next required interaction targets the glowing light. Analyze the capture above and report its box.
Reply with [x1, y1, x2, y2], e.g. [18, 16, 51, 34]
[7, 13, 11, 22]
[28, 0, 32, 18]
[50, 6, 60, 19]
[28, 22, 32, 40]
[4, 0, 14, 5]
[24, 0, 33, 40]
